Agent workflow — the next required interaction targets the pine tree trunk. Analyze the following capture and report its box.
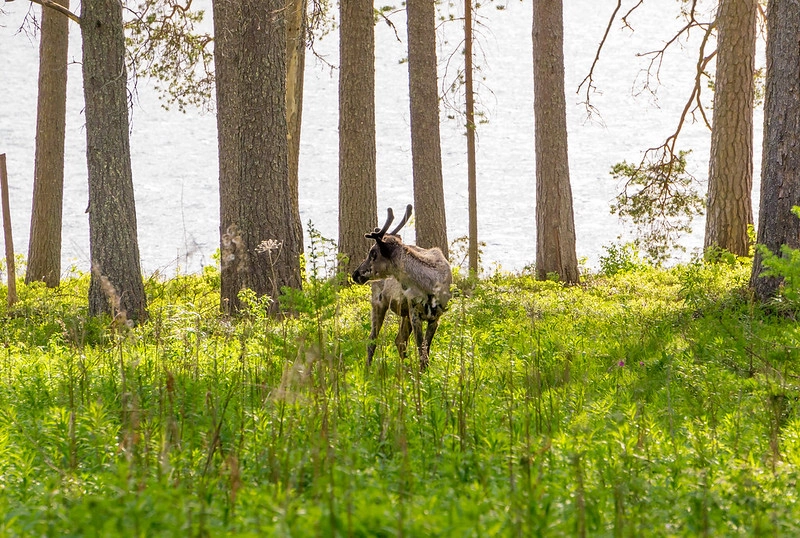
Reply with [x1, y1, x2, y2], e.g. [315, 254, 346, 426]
[465, 0, 478, 276]
[286, 0, 306, 213]
[212, 0, 243, 314]
[704, 0, 756, 257]
[240, 0, 302, 300]
[532, 0, 579, 284]
[81, 0, 147, 322]
[750, 0, 800, 301]
[28, 0, 70, 287]
[407, 0, 448, 258]
[214, 0, 303, 313]
[338, 0, 377, 275]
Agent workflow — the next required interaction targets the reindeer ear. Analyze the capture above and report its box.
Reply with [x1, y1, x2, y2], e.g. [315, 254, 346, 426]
[376, 236, 395, 258]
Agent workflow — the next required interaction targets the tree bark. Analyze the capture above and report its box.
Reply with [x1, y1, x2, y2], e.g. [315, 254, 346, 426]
[407, 0, 448, 258]
[532, 0, 579, 284]
[704, 0, 756, 257]
[212, 0, 242, 314]
[286, 0, 306, 214]
[750, 0, 800, 301]
[27, 0, 70, 287]
[465, 0, 478, 276]
[0, 154, 17, 307]
[81, 0, 147, 322]
[213, 0, 303, 314]
[338, 0, 377, 275]
[240, 0, 302, 299]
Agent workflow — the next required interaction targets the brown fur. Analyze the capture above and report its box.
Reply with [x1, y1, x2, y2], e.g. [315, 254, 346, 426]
[353, 212, 452, 370]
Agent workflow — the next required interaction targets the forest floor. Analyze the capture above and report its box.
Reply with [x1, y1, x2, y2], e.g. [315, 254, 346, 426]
[1, 252, 799, 536]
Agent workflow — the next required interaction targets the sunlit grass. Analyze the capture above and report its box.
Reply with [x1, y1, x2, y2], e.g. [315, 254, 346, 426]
[1, 257, 799, 536]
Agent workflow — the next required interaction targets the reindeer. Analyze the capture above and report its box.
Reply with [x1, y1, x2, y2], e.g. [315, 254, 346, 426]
[352, 205, 452, 369]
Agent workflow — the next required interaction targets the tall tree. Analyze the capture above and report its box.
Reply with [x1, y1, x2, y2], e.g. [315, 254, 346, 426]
[406, 0, 448, 258]
[704, 0, 757, 257]
[464, 0, 478, 276]
[532, 0, 578, 283]
[213, 0, 304, 314]
[82, 0, 148, 322]
[286, 0, 307, 208]
[27, 0, 70, 287]
[750, 0, 800, 301]
[337, 0, 377, 275]
[212, 0, 242, 313]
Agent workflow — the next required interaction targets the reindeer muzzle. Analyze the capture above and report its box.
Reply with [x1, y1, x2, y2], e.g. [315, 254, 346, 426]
[352, 270, 368, 285]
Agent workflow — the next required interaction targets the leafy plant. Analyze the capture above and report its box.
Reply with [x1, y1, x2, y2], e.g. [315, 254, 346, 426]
[279, 221, 342, 317]
[610, 150, 705, 262]
[598, 241, 650, 276]
[125, 0, 214, 112]
[755, 207, 800, 309]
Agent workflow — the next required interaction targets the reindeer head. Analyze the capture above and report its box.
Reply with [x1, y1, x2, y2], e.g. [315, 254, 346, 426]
[352, 205, 412, 285]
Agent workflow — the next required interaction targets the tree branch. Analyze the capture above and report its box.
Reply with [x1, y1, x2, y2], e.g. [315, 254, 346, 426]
[577, 0, 624, 121]
[376, 8, 402, 42]
[642, 20, 716, 169]
[29, 0, 81, 24]
[620, 0, 644, 29]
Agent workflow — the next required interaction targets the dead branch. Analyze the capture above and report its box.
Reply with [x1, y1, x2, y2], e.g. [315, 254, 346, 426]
[377, 8, 402, 42]
[641, 20, 716, 173]
[620, 0, 644, 29]
[28, 0, 80, 24]
[577, 0, 710, 121]
[577, 0, 623, 122]
[636, 18, 713, 99]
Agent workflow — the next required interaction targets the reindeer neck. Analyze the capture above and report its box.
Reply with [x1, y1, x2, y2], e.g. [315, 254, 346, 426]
[391, 245, 449, 298]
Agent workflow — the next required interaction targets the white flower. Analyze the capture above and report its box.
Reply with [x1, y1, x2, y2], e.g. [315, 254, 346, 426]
[256, 239, 283, 253]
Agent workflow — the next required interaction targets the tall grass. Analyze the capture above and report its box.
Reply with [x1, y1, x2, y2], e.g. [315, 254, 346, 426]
[1, 256, 800, 536]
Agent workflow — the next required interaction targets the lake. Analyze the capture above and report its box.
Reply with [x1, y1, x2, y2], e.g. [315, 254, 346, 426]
[0, 0, 762, 276]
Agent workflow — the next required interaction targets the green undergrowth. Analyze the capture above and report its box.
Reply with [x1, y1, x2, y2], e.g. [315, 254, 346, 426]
[1, 259, 800, 536]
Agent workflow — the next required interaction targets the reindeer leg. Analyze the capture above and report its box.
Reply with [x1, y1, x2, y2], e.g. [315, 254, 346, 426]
[367, 301, 388, 366]
[423, 319, 439, 364]
[409, 308, 427, 370]
[395, 314, 412, 360]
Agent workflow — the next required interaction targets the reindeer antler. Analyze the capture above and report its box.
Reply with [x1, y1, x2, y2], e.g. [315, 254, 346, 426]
[389, 204, 412, 235]
[365, 208, 394, 240]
